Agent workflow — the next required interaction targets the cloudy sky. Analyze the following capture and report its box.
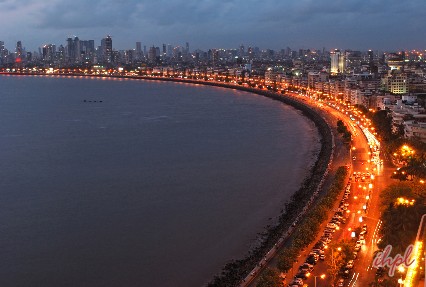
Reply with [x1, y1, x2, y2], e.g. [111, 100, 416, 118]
[0, 0, 424, 52]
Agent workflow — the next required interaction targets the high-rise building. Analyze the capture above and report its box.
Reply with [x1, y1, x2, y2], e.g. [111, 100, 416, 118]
[101, 35, 112, 64]
[66, 37, 76, 63]
[42, 44, 56, 62]
[0, 41, 5, 65]
[330, 49, 345, 74]
[239, 44, 245, 57]
[167, 44, 172, 58]
[185, 42, 190, 54]
[248, 46, 253, 59]
[16, 41, 23, 60]
[148, 46, 156, 62]
[368, 49, 374, 64]
[57, 45, 65, 64]
[79, 40, 95, 63]
[136, 42, 142, 59]
[162, 44, 166, 57]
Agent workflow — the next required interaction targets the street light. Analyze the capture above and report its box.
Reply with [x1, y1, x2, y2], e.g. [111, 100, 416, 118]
[314, 274, 326, 287]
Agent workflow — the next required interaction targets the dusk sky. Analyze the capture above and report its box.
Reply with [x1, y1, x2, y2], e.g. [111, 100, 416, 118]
[0, 0, 425, 52]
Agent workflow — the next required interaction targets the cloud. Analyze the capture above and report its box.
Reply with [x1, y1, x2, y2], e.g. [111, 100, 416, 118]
[0, 0, 425, 51]
[35, 0, 140, 29]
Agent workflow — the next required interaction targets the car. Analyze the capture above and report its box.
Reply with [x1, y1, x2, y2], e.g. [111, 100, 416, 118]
[295, 272, 310, 280]
[320, 237, 331, 243]
[353, 252, 358, 259]
[306, 256, 316, 265]
[343, 269, 350, 279]
[290, 279, 303, 286]
[337, 279, 344, 287]
[300, 263, 314, 272]
[314, 244, 325, 251]
[346, 260, 354, 269]
[315, 241, 326, 247]
[327, 223, 337, 229]
[354, 245, 361, 252]
[309, 252, 319, 259]
[312, 249, 324, 255]
[320, 254, 325, 260]
[331, 219, 341, 225]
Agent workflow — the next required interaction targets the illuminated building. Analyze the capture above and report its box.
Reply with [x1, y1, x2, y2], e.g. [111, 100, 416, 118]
[382, 70, 408, 94]
[330, 49, 345, 74]
[101, 35, 113, 64]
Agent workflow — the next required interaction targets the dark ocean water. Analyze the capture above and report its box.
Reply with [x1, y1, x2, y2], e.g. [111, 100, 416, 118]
[0, 75, 319, 287]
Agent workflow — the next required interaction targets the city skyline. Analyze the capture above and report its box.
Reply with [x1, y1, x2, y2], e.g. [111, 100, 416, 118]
[0, 0, 425, 52]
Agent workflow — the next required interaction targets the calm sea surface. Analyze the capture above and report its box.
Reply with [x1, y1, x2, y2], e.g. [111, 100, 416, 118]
[0, 75, 319, 287]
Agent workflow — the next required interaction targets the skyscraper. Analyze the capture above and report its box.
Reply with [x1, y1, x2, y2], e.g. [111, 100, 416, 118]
[16, 41, 22, 60]
[148, 46, 156, 62]
[330, 49, 345, 74]
[74, 37, 81, 63]
[162, 44, 166, 57]
[66, 37, 78, 64]
[167, 44, 172, 58]
[0, 41, 5, 65]
[239, 44, 245, 57]
[368, 49, 374, 63]
[101, 35, 112, 64]
[185, 42, 190, 54]
[42, 44, 56, 62]
[136, 42, 142, 60]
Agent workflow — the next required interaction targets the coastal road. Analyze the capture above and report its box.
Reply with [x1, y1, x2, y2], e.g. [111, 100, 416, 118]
[281, 95, 394, 287]
[314, 101, 395, 287]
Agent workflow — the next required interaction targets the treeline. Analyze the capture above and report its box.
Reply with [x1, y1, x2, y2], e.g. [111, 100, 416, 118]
[336, 120, 351, 143]
[276, 167, 348, 272]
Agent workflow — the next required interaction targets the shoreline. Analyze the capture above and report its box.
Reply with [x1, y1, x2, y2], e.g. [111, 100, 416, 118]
[0, 72, 334, 286]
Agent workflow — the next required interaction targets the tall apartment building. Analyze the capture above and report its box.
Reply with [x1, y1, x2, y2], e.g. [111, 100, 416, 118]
[101, 35, 113, 64]
[330, 49, 345, 74]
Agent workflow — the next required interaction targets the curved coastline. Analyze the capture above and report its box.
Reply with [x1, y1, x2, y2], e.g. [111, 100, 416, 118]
[0, 72, 334, 286]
